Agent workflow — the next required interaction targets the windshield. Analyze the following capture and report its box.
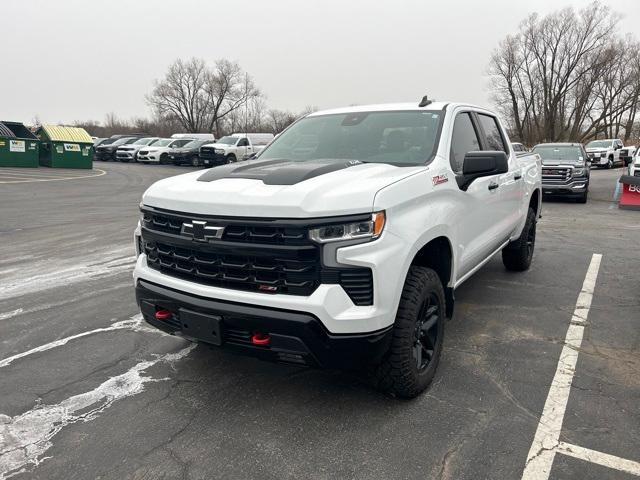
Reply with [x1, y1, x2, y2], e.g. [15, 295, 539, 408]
[133, 138, 154, 145]
[533, 145, 583, 161]
[217, 136, 238, 145]
[111, 138, 131, 146]
[153, 139, 172, 147]
[586, 140, 612, 149]
[258, 111, 443, 166]
[181, 139, 209, 148]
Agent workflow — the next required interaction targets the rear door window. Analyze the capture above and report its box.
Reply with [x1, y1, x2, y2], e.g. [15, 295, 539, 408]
[450, 113, 481, 173]
[477, 114, 506, 152]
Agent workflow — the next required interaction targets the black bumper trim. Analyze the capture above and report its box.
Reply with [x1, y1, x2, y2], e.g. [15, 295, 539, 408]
[136, 279, 392, 368]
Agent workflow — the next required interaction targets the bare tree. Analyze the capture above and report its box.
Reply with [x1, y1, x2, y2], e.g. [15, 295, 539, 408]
[488, 1, 640, 145]
[146, 58, 210, 133]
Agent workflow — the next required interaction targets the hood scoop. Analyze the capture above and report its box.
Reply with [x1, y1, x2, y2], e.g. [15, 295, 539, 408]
[197, 159, 364, 185]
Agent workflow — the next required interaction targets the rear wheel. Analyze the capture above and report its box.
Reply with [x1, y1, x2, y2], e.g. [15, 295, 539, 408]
[371, 266, 445, 399]
[502, 207, 536, 271]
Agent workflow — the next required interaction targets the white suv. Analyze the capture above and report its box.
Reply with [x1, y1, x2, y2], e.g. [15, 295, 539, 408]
[137, 138, 193, 164]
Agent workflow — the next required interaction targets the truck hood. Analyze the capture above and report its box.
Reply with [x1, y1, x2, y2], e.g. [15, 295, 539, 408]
[142, 159, 427, 217]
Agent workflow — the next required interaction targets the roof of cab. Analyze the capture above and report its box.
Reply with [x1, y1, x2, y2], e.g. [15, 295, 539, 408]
[306, 102, 497, 117]
[40, 125, 93, 144]
[533, 142, 582, 148]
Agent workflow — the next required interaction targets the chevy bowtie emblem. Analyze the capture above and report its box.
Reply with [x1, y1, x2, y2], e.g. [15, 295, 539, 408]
[181, 220, 225, 242]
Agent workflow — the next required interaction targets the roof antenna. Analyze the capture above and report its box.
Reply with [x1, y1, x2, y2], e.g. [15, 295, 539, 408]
[418, 95, 433, 107]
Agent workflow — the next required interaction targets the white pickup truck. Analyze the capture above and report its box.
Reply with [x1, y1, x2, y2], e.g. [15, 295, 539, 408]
[134, 100, 541, 398]
[199, 133, 274, 167]
[585, 138, 625, 169]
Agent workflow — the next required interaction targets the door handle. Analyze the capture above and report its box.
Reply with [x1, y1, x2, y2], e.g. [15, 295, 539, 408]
[514, 173, 522, 180]
[488, 181, 499, 191]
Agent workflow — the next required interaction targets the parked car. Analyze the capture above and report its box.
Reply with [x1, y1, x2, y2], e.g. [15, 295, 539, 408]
[134, 99, 541, 398]
[171, 133, 216, 141]
[168, 139, 215, 166]
[629, 149, 640, 177]
[619, 145, 637, 167]
[94, 137, 140, 161]
[116, 137, 160, 162]
[512, 142, 527, 153]
[93, 138, 109, 148]
[199, 133, 275, 167]
[137, 138, 194, 164]
[585, 139, 625, 168]
[532, 143, 590, 203]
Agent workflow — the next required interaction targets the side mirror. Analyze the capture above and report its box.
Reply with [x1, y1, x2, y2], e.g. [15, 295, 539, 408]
[457, 151, 509, 190]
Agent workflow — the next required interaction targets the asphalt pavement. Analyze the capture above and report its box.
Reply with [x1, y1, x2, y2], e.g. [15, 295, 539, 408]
[0, 162, 638, 480]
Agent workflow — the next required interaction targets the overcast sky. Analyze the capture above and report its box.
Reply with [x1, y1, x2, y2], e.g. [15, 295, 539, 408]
[2, 0, 639, 125]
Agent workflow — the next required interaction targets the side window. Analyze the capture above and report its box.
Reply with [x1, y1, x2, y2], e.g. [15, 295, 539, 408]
[450, 113, 481, 173]
[477, 114, 506, 152]
[238, 138, 249, 147]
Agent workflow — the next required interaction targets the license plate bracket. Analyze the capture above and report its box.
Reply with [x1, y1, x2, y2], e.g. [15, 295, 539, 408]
[179, 309, 223, 345]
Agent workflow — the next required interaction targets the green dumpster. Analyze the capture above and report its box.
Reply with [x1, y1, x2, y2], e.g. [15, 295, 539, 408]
[0, 121, 40, 168]
[37, 125, 93, 169]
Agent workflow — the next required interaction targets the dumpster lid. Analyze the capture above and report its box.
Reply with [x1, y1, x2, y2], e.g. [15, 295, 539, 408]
[0, 121, 38, 140]
[40, 125, 93, 144]
[0, 123, 16, 138]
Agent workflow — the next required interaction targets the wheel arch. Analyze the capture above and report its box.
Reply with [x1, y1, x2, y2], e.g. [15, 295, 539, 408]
[409, 236, 455, 318]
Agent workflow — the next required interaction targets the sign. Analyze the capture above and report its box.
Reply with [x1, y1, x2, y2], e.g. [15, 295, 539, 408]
[64, 143, 80, 152]
[29, 143, 37, 150]
[82, 146, 90, 156]
[9, 140, 25, 153]
[619, 175, 640, 210]
[56, 145, 63, 154]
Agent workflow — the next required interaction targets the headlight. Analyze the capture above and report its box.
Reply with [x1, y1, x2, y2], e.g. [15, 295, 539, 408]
[215, 148, 225, 154]
[309, 212, 386, 243]
[574, 168, 585, 176]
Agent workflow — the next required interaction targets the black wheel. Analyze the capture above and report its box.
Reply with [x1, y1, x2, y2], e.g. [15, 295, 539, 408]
[502, 207, 536, 271]
[159, 153, 168, 165]
[371, 266, 445, 399]
[191, 156, 201, 167]
[227, 154, 237, 163]
[607, 157, 613, 169]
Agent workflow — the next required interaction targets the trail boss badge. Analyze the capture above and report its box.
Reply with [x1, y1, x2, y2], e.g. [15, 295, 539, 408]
[432, 174, 448, 186]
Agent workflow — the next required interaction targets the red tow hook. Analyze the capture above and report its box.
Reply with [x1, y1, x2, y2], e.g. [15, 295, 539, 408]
[251, 332, 271, 346]
[155, 309, 172, 321]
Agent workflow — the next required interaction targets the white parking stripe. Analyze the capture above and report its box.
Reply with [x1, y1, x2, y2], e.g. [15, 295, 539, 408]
[557, 443, 640, 476]
[0, 314, 158, 368]
[0, 169, 105, 184]
[521, 253, 602, 480]
[0, 343, 195, 479]
[0, 309, 23, 322]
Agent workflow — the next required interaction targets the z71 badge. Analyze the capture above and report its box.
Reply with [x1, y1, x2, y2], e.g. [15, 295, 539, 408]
[432, 174, 448, 186]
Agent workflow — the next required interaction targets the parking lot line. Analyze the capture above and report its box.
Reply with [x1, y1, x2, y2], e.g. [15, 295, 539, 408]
[557, 442, 640, 476]
[521, 253, 602, 480]
[0, 168, 106, 183]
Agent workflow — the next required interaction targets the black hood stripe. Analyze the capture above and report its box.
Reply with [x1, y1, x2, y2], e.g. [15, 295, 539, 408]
[197, 159, 363, 185]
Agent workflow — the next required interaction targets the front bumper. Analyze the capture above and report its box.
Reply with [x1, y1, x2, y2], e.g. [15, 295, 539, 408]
[542, 179, 588, 196]
[95, 150, 116, 160]
[136, 279, 392, 368]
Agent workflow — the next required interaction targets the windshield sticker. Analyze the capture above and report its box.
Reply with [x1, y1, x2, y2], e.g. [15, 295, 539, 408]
[432, 174, 448, 186]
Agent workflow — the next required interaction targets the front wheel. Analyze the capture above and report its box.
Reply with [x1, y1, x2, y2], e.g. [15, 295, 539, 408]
[502, 207, 536, 271]
[577, 189, 588, 204]
[159, 153, 168, 165]
[371, 266, 445, 399]
[191, 156, 201, 167]
[226, 154, 237, 164]
[607, 157, 613, 169]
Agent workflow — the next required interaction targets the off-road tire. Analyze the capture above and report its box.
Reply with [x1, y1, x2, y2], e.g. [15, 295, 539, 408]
[502, 207, 536, 271]
[371, 266, 445, 399]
